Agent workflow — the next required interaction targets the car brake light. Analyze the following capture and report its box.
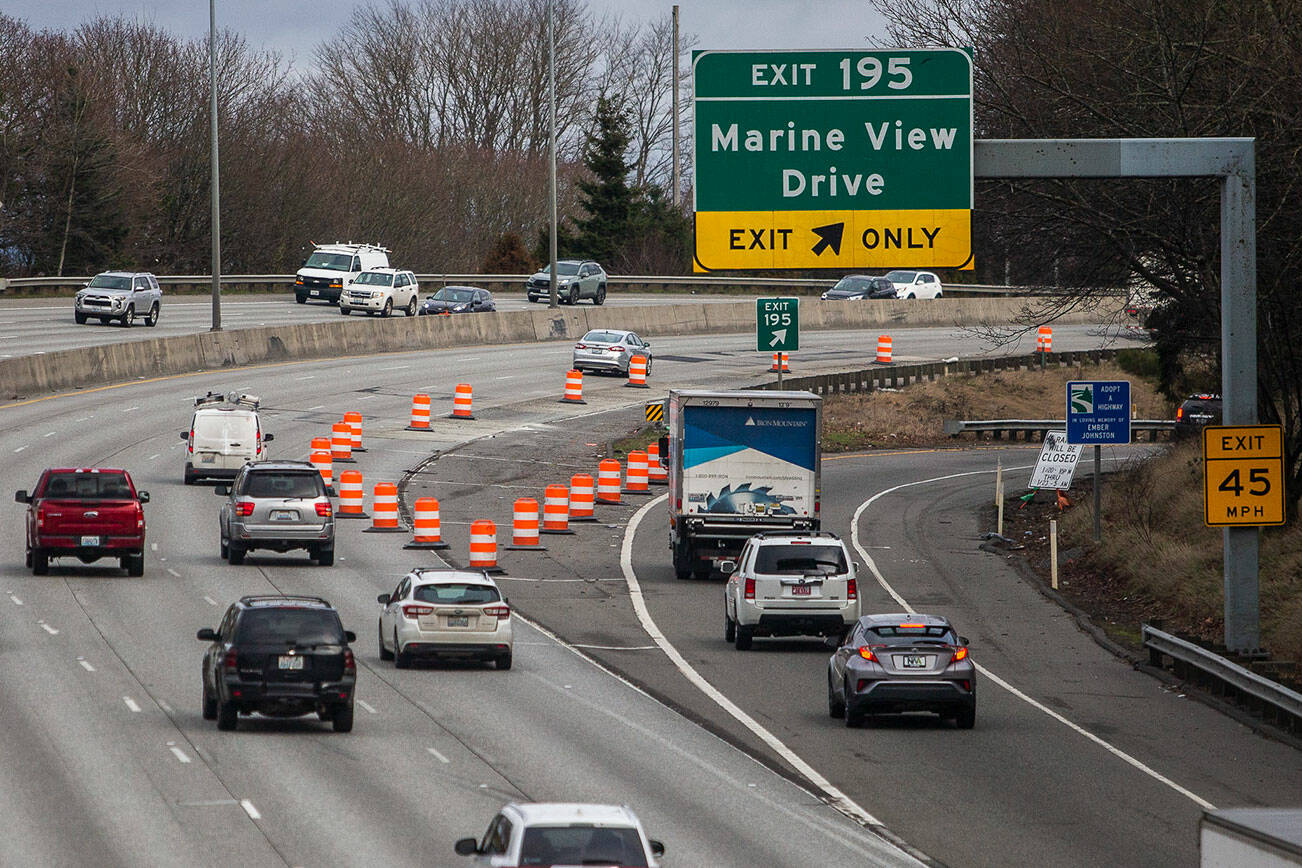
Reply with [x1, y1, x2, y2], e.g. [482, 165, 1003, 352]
[1176, 406, 1184, 420]
[951, 646, 969, 664]
[611, 345, 625, 352]
[484, 604, 511, 619]
[791, 540, 810, 545]
[36, 504, 47, 529]
[135, 502, 145, 529]
[315, 502, 332, 517]
[814, 500, 820, 514]
[223, 649, 238, 670]
[188, 429, 194, 453]
[858, 646, 877, 662]
[847, 578, 857, 600]
[743, 577, 755, 600]
[575, 343, 586, 349]
[899, 623, 925, 629]
[343, 649, 356, 671]
[235, 501, 255, 517]
[402, 604, 434, 618]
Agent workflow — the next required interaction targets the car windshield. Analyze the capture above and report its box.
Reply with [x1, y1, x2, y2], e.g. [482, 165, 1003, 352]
[237, 608, 345, 644]
[242, 472, 322, 498]
[354, 271, 394, 286]
[87, 274, 132, 290]
[754, 544, 847, 575]
[868, 624, 958, 646]
[581, 330, 622, 344]
[41, 471, 132, 499]
[542, 262, 582, 276]
[434, 288, 474, 303]
[884, 270, 917, 283]
[412, 583, 500, 604]
[303, 252, 353, 271]
[194, 413, 253, 440]
[519, 826, 648, 867]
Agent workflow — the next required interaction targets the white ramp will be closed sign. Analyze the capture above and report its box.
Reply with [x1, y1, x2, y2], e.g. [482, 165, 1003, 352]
[1030, 431, 1083, 490]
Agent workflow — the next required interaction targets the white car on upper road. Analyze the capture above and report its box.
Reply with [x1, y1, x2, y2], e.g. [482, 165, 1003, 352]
[884, 269, 944, 299]
[377, 568, 513, 669]
[338, 268, 419, 317]
[723, 531, 859, 650]
[455, 802, 664, 867]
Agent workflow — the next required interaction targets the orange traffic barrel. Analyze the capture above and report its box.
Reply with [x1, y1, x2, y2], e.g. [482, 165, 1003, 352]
[596, 459, 622, 504]
[407, 394, 431, 430]
[770, 352, 790, 373]
[345, 411, 365, 452]
[569, 473, 597, 521]
[506, 498, 544, 550]
[624, 451, 650, 493]
[451, 383, 475, 419]
[469, 519, 502, 571]
[646, 441, 668, 485]
[331, 421, 354, 462]
[337, 470, 368, 518]
[876, 335, 893, 364]
[625, 355, 649, 388]
[1037, 326, 1053, 352]
[404, 496, 448, 549]
[310, 438, 333, 490]
[542, 484, 573, 534]
[560, 370, 585, 404]
[364, 482, 405, 533]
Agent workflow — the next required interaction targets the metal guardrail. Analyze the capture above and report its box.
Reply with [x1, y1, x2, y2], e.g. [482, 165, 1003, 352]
[1143, 624, 1302, 734]
[0, 272, 1040, 296]
[943, 418, 1176, 441]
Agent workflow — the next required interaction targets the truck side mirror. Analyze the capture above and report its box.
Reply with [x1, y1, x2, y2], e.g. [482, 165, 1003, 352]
[214, 485, 230, 496]
[138, 491, 150, 503]
[377, 593, 390, 605]
[960, 636, 970, 647]
[263, 433, 274, 442]
[649, 840, 665, 857]
[179, 431, 189, 440]
[454, 838, 480, 856]
[344, 631, 356, 643]
[15, 490, 30, 503]
[196, 628, 218, 641]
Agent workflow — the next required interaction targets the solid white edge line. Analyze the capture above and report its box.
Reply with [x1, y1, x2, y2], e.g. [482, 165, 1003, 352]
[849, 464, 1217, 812]
[240, 799, 261, 820]
[620, 494, 893, 832]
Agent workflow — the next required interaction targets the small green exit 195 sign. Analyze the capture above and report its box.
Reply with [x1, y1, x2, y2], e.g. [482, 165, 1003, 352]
[756, 297, 799, 352]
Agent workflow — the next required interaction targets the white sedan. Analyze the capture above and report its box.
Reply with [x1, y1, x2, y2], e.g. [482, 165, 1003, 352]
[884, 269, 944, 299]
[455, 803, 664, 867]
[377, 568, 513, 669]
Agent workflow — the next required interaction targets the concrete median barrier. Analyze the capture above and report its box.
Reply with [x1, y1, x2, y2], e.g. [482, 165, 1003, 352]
[0, 298, 1102, 399]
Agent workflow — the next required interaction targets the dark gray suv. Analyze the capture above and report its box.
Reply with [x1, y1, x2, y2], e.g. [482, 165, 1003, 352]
[526, 260, 608, 305]
[216, 461, 334, 565]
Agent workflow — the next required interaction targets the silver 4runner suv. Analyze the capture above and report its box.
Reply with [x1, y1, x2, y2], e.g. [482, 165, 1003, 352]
[75, 271, 162, 327]
[722, 530, 860, 650]
[216, 461, 335, 566]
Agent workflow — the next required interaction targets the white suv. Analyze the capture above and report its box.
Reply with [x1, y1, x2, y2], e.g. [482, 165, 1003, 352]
[455, 803, 664, 867]
[722, 531, 859, 650]
[339, 268, 419, 317]
[377, 568, 513, 669]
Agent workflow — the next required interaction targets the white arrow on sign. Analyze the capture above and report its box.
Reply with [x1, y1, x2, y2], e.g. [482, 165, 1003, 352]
[769, 328, 787, 347]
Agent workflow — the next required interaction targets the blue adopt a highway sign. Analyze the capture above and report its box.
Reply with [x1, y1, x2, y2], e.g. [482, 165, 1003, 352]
[1066, 381, 1131, 445]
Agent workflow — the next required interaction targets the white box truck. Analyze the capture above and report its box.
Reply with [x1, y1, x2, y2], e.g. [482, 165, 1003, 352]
[667, 389, 822, 580]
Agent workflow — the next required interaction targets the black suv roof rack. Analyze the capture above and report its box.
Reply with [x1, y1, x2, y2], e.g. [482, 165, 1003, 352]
[238, 594, 333, 608]
[750, 530, 840, 541]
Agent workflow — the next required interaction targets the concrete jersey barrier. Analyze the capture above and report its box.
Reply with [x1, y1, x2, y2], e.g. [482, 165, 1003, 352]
[0, 298, 1104, 400]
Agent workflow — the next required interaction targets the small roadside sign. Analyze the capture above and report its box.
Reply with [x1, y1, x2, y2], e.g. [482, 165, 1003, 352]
[1066, 380, 1131, 445]
[645, 400, 665, 425]
[756, 297, 799, 352]
[1029, 431, 1083, 490]
[1203, 425, 1285, 527]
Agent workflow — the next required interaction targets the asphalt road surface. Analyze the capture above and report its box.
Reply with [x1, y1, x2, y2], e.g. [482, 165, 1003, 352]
[0, 291, 742, 359]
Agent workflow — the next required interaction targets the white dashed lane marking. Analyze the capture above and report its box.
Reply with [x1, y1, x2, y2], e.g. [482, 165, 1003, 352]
[39, 622, 58, 635]
[78, 659, 96, 672]
[203, 596, 219, 606]
[357, 699, 377, 714]
[168, 744, 192, 764]
[240, 799, 261, 820]
[124, 697, 141, 713]
[9, 595, 21, 605]
[426, 747, 450, 764]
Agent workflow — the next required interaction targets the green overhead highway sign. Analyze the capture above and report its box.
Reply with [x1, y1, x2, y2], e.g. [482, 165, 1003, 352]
[693, 48, 973, 272]
[756, 297, 799, 352]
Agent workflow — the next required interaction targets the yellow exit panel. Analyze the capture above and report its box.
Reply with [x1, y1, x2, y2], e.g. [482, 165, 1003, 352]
[694, 209, 971, 272]
[1202, 424, 1286, 527]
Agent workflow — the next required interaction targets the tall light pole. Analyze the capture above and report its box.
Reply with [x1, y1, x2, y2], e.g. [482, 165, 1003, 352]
[547, 0, 558, 309]
[672, 5, 680, 207]
[209, 0, 222, 331]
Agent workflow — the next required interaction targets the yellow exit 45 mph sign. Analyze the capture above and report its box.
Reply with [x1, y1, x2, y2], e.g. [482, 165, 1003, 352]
[1203, 425, 1286, 527]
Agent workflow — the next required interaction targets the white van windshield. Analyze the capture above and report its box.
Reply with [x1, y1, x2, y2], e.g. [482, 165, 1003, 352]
[303, 252, 353, 271]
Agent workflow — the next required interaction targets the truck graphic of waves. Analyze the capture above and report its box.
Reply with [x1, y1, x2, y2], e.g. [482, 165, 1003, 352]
[704, 483, 797, 516]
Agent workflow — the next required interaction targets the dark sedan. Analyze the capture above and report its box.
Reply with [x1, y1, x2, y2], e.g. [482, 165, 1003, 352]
[419, 286, 496, 315]
[827, 612, 976, 728]
[821, 275, 898, 300]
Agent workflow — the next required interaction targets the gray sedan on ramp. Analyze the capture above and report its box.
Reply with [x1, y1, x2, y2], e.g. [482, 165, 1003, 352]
[572, 329, 652, 376]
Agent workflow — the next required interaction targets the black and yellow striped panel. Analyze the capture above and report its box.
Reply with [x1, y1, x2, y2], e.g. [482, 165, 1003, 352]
[645, 401, 665, 424]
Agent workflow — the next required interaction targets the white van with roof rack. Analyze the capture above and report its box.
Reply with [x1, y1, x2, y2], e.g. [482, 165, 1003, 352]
[294, 242, 390, 304]
[181, 392, 273, 485]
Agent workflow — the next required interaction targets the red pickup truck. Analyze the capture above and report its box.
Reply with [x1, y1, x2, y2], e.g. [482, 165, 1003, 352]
[15, 468, 150, 576]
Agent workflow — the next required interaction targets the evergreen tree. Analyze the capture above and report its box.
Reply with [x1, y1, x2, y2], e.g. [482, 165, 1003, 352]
[572, 96, 634, 264]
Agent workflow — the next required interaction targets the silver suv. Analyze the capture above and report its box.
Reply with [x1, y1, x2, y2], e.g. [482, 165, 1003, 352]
[75, 271, 162, 327]
[722, 531, 859, 650]
[216, 461, 334, 566]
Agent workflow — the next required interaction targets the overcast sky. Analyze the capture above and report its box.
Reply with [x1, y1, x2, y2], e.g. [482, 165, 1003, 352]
[6, 1, 891, 66]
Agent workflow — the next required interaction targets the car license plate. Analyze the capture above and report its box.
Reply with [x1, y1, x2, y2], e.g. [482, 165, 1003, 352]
[201, 453, 215, 462]
[270, 509, 297, 521]
[448, 616, 470, 627]
[278, 655, 305, 670]
[902, 655, 928, 668]
[309, 289, 320, 296]
[80, 535, 101, 547]
[791, 585, 812, 596]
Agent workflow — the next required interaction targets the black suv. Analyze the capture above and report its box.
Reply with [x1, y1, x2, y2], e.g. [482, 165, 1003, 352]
[1174, 393, 1222, 439]
[198, 595, 357, 732]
